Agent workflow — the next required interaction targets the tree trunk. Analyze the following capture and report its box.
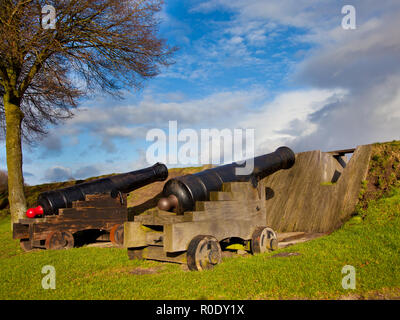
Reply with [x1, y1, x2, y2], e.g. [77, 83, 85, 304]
[4, 92, 27, 228]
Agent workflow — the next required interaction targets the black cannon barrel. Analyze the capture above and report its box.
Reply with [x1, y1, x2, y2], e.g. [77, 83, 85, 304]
[29, 163, 168, 217]
[158, 147, 295, 214]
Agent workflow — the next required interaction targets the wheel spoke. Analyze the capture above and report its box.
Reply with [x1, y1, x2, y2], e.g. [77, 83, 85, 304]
[251, 226, 278, 254]
[187, 235, 222, 271]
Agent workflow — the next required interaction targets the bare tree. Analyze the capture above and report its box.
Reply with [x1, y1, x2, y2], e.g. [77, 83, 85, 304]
[0, 0, 176, 226]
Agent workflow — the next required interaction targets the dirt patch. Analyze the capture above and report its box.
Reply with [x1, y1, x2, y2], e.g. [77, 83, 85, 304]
[85, 241, 116, 248]
[278, 232, 328, 249]
[364, 288, 400, 300]
[129, 267, 163, 275]
[271, 252, 301, 258]
[338, 293, 363, 300]
[359, 141, 400, 210]
[339, 287, 400, 300]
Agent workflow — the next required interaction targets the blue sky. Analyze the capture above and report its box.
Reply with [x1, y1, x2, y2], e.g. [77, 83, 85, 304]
[2, 0, 400, 185]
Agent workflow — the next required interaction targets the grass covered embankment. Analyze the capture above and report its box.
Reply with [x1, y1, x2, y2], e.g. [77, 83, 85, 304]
[0, 184, 399, 299]
[0, 142, 399, 299]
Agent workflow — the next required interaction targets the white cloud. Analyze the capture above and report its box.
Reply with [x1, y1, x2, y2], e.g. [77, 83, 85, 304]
[190, 0, 400, 152]
[288, 9, 400, 151]
[192, 0, 400, 31]
[240, 89, 347, 153]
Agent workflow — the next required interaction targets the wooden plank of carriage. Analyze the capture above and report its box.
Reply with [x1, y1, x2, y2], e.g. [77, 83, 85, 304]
[185, 200, 266, 222]
[134, 209, 185, 225]
[12, 223, 30, 239]
[30, 218, 125, 241]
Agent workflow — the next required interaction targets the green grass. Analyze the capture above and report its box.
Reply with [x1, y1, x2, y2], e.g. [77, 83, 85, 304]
[1, 186, 400, 300]
[320, 182, 336, 186]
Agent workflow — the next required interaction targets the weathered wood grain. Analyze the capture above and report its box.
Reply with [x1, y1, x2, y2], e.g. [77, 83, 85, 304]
[31, 220, 122, 240]
[262, 145, 372, 232]
[12, 223, 29, 239]
[124, 221, 147, 247]
[209, 191, 259, 201]
[184, 200, 265, 222]
[134, 212, 185, 225]
[195, 199, 263, 211]
[124, 222, 163, 247]
[145, 232, 164, 246]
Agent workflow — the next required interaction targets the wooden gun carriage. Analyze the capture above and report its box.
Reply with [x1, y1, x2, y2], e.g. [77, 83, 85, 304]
[125, 180, 278, 271]
[13, 193, 127, 251]
[124, 147, 295, 271]
[13, 163, 168, 251]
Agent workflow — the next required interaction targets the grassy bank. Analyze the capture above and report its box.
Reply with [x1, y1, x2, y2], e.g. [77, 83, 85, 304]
[0, 184, 399, 299]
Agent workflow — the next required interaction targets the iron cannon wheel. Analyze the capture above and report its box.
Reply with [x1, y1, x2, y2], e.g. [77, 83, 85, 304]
[110, 224, 124, 247]
[187, 235, 222, 271]
[251, 226, 278, 254]
[20, 239, 33, 252]
[45, 231, 74, 250]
